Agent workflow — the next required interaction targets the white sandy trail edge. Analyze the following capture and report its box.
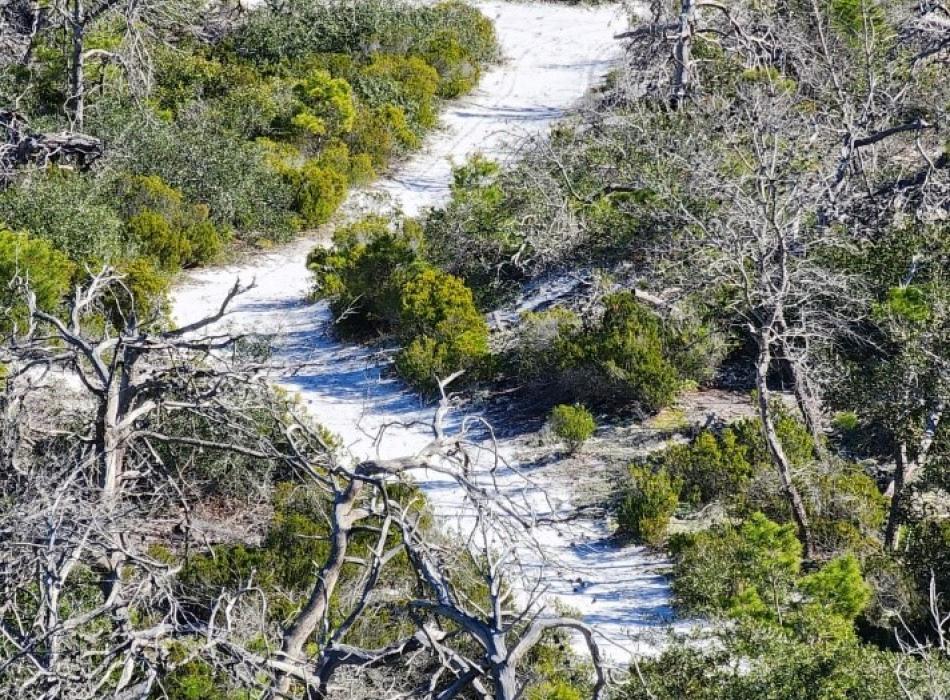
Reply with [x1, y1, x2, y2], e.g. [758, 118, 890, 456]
[173, 1, 690, 665]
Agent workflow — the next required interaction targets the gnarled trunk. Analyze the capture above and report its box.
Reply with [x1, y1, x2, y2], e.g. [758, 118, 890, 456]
[756, 335, 815, 559]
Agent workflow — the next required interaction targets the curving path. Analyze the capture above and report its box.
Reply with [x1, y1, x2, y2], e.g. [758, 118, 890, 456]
[173, 1, 685, 665]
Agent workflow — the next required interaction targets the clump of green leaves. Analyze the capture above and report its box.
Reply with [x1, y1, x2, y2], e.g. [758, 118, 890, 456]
[511, 292, 722, 413]
[0, 227, 75, 335]
[670, 512, 872, 641]
[395, 266, 489, 392]
[309, 216, 489, 392]
[617, 465, 682, 545]
[549, 404, 596, 452]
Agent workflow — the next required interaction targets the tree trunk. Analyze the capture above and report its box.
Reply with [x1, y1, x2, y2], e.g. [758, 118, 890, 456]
[671, 0, 695, 107]
[884, 442, 908, 550]
[96, 394, 123, 503]
[489, 636, 517, 700]
[756, 336, 815, 558]
[884, 402, 944, 550]
[275, 478, 365, 696]
[781, 339, 827, 461]
[68, 0, 85, 130]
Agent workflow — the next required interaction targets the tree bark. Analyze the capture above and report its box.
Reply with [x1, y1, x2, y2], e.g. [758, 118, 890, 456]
[671, 0, 696, 107]
[68, 0, 85, 130]
[275, 478, 365, 696]
[884, 442, 909, 550]
[756, 335, 815, 558]
[884, 403, 944, 550]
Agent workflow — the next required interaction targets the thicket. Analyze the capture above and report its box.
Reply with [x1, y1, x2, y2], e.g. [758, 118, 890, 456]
[309, 216, 489, 392]
[510, 292, 722, 412]
[0, 0, 497, 323]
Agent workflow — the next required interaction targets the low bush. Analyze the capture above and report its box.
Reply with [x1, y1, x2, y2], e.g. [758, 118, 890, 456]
[395, 266, 489, 392]
[651, 428, 756, 508]
[671, 512, 872, 640]
[118, 175, 226, 269]
[549, 404, 596, 452]
[0, 228, 75, 334]
[511, 292, 722, 413]
[0, 170, 124, 262]
[904, 517, 950, 603]
[617, 465, 682, 545]
[309, 216, 489, 392]
[614, 632, 927, 700]
[308, 216, 425, 334]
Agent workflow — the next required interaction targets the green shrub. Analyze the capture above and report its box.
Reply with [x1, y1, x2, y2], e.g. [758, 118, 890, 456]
[0, 228, 75, 334]
[671, 513, 801, 621]
[113, 257, 170, 323]
[618, 465, 682, 545]
[395, 266, 489, 391]
[515, 308, 582, 378]
[424, 156, 521, 299]
[513, 292, 719, 412]
[549, 404, 596, 452]
[0, 170, 124, 262]
[650, 428, 757, 507]
[291, 69, 356, 138]
[118, 175, 225, 269]
[614, 634, 917, 700]
[296, 159, 349, 226]
[905, 517, 950, 603]
[114, 107, 299, 241]
[308, 216, 425, 334]
[671, 513, 872, 639]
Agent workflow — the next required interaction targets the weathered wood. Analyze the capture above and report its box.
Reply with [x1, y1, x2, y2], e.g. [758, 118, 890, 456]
[1, 108, 103, 179]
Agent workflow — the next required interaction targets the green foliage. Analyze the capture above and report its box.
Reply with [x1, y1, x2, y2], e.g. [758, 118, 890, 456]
[418, 2, 496, 97]
[514, 308, 583, 378]
[118, 107, 299, 241]
[904, 517, 950, 603]
[308, 216, 425, 333]
[309, 216, 489, 391]
[575, 292, 709, 409]
[671, 513, 801, 620]
[292, 69, 356, 138]
[0, 170, 124, 262]
[650, 427, 757, 507]
[116, 175, 226, 270]
[800, 555, 871, 621]
[157, 658, 229, 700]
[615, 633, 922, 700]
[0, 228, 75, 334]
[512, 292, 721, 412]
[424, 156, 522, 300]
[617, 465, 682, 545]
[295, 155, 350, 227]
[549, 404, 596, 452]
[395, 266, 489, 391]
[828, 0, 892, 45]
[113, 257, 170, 323]
[671, 512, 873, 641]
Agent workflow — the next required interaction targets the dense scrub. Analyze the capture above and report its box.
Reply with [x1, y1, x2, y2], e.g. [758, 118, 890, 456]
[308, 216, 489, 392]
[0, 0, 497, 328]
[509, 292, 723, 412]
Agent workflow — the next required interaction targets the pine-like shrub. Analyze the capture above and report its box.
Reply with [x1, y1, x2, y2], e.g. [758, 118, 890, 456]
[617, 465, 682, 545]
[549, 404, 596, 452]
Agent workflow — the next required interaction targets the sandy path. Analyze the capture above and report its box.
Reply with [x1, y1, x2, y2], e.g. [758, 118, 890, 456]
[173, 1, 685, 664]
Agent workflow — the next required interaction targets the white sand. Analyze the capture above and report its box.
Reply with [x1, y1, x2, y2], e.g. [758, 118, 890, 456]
[173, 1, 690, 664]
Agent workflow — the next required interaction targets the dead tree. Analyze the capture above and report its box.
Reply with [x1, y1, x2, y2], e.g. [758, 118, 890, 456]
[1, 273, 607, 699]
[0, 109, 102, 181]
[0, 269, 314, 698]
[263, 374, 606, 699]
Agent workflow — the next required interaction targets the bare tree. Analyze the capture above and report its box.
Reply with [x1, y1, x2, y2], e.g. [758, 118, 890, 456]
[1, 272, 606, 698]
